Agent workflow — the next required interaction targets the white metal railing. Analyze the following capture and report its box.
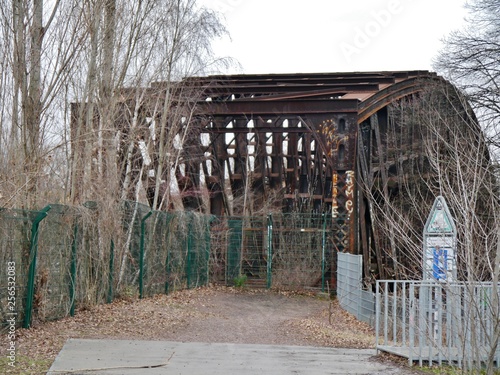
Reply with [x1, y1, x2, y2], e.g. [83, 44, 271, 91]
[376, 280, 500, 368]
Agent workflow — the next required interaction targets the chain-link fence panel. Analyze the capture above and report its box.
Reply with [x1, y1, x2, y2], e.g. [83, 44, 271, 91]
[162, 212, 212, 293]
[223, 216, 268, 288]
[209, 218, 229, 284]
[75, 202, 117, 307]
[35, 205, 79, 322]
[226, 218, 243, 284]
[1, 202, 340, 330]
[271, 213, 336, 291]
[116, 201, 152, 298]
[141, 211, 170, 297]
[185, 213, 212, 289]
[240, 217, 267, 288]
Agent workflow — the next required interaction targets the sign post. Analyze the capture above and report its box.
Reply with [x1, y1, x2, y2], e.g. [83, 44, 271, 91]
[423, 196, 457, 342]
[423, 196, 457, 281]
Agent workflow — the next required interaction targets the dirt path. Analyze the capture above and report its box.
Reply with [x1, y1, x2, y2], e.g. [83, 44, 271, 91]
[2, 287, 421, 374]
[163, 290, 328, 346]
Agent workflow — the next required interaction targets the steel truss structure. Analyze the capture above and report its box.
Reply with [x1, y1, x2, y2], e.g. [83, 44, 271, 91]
[72, 70, 476, 281]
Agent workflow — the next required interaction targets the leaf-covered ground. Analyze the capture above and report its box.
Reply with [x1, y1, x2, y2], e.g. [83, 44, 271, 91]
[1, 286, 419, 374]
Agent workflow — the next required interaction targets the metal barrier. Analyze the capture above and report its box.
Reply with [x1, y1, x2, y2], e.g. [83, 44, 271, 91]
[272, 213, 332, 291]
[337, 252, 375, 325]
[1, 204, 337, 331]
[0, 208, 49, 329]
[376, 280, 500, 369]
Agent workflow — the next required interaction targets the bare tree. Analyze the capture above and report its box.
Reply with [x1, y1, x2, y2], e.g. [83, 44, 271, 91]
[65, 0, 230, 286]
[0, 1, 87, 208]
[362, 81, 500, 373]
[430, 5, 500, 371]
[69, 0, 229, 206]
[434, 0, 500, 157]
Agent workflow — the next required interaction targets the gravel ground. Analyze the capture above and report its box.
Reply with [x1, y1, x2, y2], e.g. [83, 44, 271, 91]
[1, 286, 424, 374]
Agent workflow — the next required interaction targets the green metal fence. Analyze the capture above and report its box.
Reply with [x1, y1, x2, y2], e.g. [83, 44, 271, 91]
[1, 202, 339, 331]
[272, 213, 333, 291]
[0, 208, 40, 329]
[214, 213, 337, 290]
[35, 204, 78, 324]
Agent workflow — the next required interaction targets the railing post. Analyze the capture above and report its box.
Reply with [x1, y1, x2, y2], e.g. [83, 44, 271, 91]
[139, 211, 152, 299]
[375, 280, 380, 353]
[69, 222, 78, 316]
[266, 214, 273, 289]
[23, 205, 51, 329]
[409, 282, 415, 366]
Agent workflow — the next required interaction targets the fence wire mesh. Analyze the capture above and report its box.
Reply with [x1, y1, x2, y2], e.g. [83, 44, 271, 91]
[35, 204, 79, 322]
[1, 203, 338, 331]
[273, 213, 332, 290]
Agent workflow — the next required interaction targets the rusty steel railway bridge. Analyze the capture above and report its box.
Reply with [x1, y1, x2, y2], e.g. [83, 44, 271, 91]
[72, 70, 469, 284]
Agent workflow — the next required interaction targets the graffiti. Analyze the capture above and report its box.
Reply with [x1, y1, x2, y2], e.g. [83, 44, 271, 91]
[345, 170, 355, 215]
[330, 170, 356, 251]
[332, 173, 338, 218]
[318, 118, 349, 158]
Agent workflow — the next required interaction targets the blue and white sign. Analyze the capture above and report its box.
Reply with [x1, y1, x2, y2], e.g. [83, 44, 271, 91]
[432, 248, 447, 280]
[423, 196, 457, 281]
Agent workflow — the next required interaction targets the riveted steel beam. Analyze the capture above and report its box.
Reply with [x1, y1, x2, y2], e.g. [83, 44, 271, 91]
[195, 99, 359, 116]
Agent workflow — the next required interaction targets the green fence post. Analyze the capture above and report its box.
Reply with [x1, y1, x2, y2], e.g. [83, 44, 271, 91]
[267, 214, 273, 289]
[23, 205, 51, 329]
[321, 213, 327, 293]
[139, 211, 152, 299]
[186, 213, 193, 289]
[164, 214, 173, 294]
[205, 216, 215, 287]
[69, 222, 78, 316]
[227, 219, 242, 285]
[107, 239, 114, 303]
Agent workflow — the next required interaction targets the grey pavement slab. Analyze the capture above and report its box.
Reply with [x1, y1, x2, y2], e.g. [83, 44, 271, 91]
[47, 338, 404, 374]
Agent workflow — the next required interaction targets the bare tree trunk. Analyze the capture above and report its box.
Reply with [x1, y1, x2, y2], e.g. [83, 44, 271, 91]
[22, 0, 44, 206]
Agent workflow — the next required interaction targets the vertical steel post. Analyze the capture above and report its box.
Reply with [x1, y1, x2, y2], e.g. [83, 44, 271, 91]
[409, 282, 415, 366]
[266, 214, 273, 289]
[384, 282, 389, 345]
[23, 205, 51, 329]
[107, 239, 114, 303]
[393, 282, 397, 345]
[402, 282, 406, 346]
[139, 211, 152, 299]
[418, 284, 425, 367]
[437, 284, 443, 366]
[69, 222, 78, 316]
[375, 280, 380, 353]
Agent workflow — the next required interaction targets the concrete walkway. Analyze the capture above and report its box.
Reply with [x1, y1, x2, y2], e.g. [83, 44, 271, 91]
[47, 339, 409, 374]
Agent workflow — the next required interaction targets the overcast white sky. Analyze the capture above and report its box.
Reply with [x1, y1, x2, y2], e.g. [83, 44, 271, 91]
[199, 0, 468, 74]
